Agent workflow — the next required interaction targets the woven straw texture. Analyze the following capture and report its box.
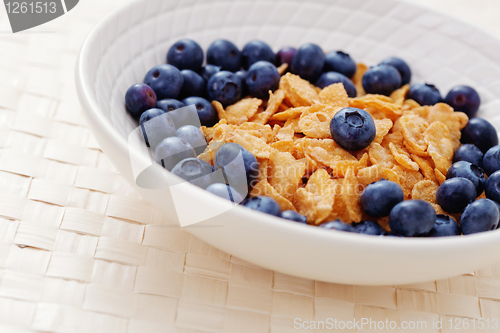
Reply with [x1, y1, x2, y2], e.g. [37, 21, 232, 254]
[1, 0, 500, 332]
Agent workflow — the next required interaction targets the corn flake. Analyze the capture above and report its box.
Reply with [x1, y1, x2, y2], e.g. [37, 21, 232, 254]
[249, 89, 286, 124]
[279, 73, 320, 107]
[318, 83, 349, 108]
[268, 150, 306, 201]
[226, 97, 262, 125]
[251, 179, 295, 211]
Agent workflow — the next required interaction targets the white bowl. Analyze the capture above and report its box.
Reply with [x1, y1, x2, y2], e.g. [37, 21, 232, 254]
[76, 0, 500, 285]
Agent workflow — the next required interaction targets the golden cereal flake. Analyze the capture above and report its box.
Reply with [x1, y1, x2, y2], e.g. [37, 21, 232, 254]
[279, 73, 320, 107]
[226, 97, 263, 125]
[293, 168, 335, 224]
[318, 83, 349, 108]
[249, 89, 286, 124]
[268, 150, 306, 201]
[250, 179, 296, 211]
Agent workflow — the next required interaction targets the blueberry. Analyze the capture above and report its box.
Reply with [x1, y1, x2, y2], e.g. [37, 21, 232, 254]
[323, 51, 356, 78]
[427, 215, 461, 237]
[453, 144, 483, 168]
[291, 43, 325, 82]
[445, 85, 480, 118]
[436, 178, 476, 213]
[281, 210, 307, 223]
[206, 39, 241, 72]
[330, 107, 376, 151]
[388, 200, 436, 237]
[155, 137, 196, 171]
[207, 71, 243, 107]
[446, 161, 485, 197]
[360, 180, 404, 217]
[275, 46, 297, 66]
[485, 170, 500, 203]
[182, 96, 218, 127]
[175, 125, 207, 155]
[362, 64, 401, 96]
[171, 158, 215, 189]
[179, 70, 206, 99]
[199, 64, 221, 82]
[166, 39, 204, 71]
[379, 57, 411, 86]
[461, 199, 499, 234]
[245, 61, 280, 99]
[243, 196, 281, 216]
[156, 99, 186, 112]
[315, 72, 356, 98]
[235, 70, 248, 96]
[206, 183, 244, 203]
[241, 40, 275, 70]
[139, 108, 176, 150]
[144, 64, 183, 100]
[483, 145, 500, 176]
[318, 220, 356, 232]
[461, 118, 498, 153]
[407, 83, 442, 106]
[351, 221, 384, 235]
[215, 143, 259, 195]
[125, 83, 157, 118]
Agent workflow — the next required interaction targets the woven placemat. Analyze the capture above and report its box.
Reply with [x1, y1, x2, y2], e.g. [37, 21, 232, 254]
[2, 1, 500, 332]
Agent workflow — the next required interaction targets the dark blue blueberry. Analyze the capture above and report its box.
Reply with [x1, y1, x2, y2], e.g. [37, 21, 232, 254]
[245, 61, 280, 99]
[199, 64, 221, 82]
[176, 125, 207, 155]
[388, 200, 436, 237]
[206, 39, 242, 72]
[275, 46, 297, 66]
[485, 170, 500, 203]
[125, 83, 157, 118]
[330, 107, 376, 151]
[461, 118, 498, 153]
[407, 83, 442, 106]
[324, 51, 356, 78]
[453, 144, 483, 168]
[379, 57, 411, 86]
[144, 64, 183, 100]
[351, 221, 384, 235]
[166, 39, 204, 71]
[291, 43, 325, 82]
[319, 220, 356, 232]
[139, 108, 176, 149]
[215, 143, 259, 196]
[171, 158, 215, 189]
[243, 196, 281, 216]
[483, 145, 500, 176]
[241, 40, 275, 70]
[315, 72, 356, 98]
[427, 215, 461, 237]
[156, 99, 186, 112]
[360, 180, 404, 217]
[436, 178, 476, 213]
[179, 70, 206, 99]
[446, 161, 485, 197]
[281, 210, 307, 223]
[155, 137, 196, 171]
[235, 70, 248, 96]
[206, 183, 244, 203]
[362, 65, 401, 96]
[182, 96, 218, 127]
[207, 71, 243, 107]
[461, 199, 499, 234]
[445, 85, 480, 118]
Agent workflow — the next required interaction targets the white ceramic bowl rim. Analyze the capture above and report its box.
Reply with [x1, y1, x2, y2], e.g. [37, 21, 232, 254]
[76, 0, 500, 279]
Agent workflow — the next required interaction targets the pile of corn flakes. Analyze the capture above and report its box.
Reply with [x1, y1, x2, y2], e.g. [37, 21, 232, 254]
[199, 64, 469, 230]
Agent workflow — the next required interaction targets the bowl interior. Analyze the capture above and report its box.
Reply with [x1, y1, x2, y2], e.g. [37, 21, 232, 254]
[82, 0, 500, 141]
[77, 0, 500, 285]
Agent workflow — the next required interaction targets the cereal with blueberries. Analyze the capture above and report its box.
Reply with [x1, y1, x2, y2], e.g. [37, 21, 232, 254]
[125, 38, 500, 237]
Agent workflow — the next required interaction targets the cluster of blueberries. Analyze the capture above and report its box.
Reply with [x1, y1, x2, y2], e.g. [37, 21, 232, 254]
[123, 37, 500, 237]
